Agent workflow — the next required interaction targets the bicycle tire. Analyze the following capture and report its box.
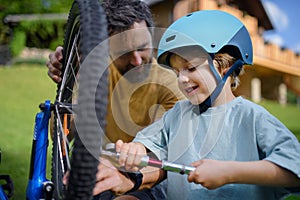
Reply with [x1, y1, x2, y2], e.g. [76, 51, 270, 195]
[51, 0, 109, 199]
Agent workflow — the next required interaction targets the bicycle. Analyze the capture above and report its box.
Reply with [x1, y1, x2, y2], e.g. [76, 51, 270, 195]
[0, 150, 14, 200]
[26, 0, 109, 199]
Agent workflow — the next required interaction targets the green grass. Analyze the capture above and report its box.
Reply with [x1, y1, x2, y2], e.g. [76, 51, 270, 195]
[0, 64, 299, 199]
[0, 64, 56, 199]
[259, 100, 300, 140]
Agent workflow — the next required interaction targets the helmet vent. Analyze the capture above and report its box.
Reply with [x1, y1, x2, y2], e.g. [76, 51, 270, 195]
[166, 35, 176, 43]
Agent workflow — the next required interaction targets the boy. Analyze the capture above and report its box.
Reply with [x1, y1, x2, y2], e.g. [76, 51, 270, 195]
[115, 10, 300, 199]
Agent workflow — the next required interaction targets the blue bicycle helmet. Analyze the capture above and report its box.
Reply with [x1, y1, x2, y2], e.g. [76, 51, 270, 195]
[157, 10, 253, 113]
[157, 10, 253, 66]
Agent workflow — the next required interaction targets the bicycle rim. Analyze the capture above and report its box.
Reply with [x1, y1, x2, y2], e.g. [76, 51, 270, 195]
[51, 0, 108, 199]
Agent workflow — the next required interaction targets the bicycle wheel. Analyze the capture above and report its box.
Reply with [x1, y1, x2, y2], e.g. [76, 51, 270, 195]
[51, 0, 109, 199]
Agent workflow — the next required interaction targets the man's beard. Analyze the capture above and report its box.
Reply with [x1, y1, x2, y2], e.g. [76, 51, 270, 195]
[122, 63, 151, 83]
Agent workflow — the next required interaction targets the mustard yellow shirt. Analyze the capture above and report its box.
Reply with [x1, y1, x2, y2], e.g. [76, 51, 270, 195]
[104, 59, 185, 143]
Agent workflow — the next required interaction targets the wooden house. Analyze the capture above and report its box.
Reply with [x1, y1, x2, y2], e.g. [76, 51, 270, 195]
[146, 0, 300, 104]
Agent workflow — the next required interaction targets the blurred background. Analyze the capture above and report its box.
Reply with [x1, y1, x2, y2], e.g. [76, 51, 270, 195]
[0, 0, 299, 199]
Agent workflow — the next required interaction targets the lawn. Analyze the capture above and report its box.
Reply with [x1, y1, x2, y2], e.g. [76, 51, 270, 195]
[0, 64, 56, 199]
[0, 64, 299, 199]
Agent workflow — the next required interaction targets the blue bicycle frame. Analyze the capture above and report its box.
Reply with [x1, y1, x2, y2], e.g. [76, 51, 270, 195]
[0, 175, 13, 200]
[26, 100, 54, 200]
[0, 185, 8, 200]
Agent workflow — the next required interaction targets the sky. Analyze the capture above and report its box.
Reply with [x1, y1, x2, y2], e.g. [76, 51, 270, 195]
[261, 0, 300, 53]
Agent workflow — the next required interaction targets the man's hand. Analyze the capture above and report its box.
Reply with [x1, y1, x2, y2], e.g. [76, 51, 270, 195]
[93, 157, 135, 196]
[62, 157, 135, 196]
[46, 46, 63, 83]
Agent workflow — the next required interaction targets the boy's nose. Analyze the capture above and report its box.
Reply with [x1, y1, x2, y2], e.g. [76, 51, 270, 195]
[178, 72, 189, 83]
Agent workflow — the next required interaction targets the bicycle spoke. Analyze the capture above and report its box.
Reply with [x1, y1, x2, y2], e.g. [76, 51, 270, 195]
[55, 106, 67, 175]
[56, 101, 76, 115]
[58, 33, 79, 102]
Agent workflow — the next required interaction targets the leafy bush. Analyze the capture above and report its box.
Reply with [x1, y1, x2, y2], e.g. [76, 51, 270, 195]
[0, 0, 72, 51]
[9, 19, 67, 56]
[10, 29, 26, 56]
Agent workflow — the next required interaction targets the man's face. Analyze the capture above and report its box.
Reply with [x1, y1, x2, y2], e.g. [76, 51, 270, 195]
[109, 21, 153, 82]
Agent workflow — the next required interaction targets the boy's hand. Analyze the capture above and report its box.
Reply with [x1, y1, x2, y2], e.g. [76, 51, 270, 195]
[46, 46, 63, 83]
[115, 140, 147, 171]
[188, 159, 230, 189]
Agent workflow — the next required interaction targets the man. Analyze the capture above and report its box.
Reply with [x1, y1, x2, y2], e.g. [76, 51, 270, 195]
[47, 0, 184, 199]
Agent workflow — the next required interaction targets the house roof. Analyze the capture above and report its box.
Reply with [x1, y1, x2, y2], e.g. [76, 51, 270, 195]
[228, 0, 273, 30]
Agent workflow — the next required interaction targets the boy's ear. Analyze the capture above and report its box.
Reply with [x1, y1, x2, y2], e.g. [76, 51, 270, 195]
[222, 67, 230, 76]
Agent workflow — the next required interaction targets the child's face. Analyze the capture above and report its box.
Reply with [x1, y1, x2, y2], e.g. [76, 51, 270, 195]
[169, 48, 217, 105]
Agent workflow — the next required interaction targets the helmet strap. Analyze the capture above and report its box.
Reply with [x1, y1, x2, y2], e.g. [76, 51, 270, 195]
[198, 59, 244, 114]
[208, 54, 222, 83]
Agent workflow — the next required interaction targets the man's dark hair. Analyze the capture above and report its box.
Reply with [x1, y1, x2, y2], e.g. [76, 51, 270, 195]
[102, 0, 154, 35]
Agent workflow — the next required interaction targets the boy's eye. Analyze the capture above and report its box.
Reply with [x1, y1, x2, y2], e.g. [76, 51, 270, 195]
[187, 66, 197, 72]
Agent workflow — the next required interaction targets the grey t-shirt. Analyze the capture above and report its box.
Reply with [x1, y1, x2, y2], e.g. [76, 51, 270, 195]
[134, 97, 300, 199]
